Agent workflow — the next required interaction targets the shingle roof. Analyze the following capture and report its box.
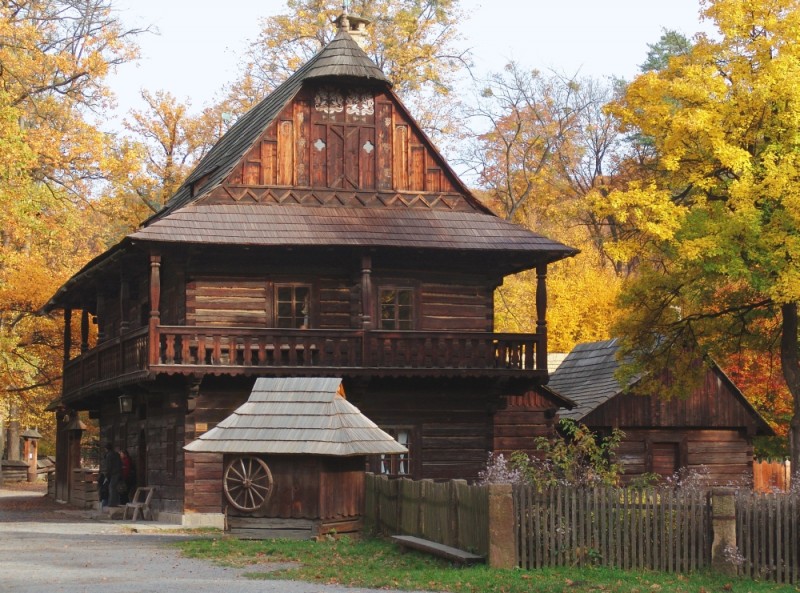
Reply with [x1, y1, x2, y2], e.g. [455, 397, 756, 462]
[183, 377, 408, 456]
[130, 203, 577, 260]
[547, 339, 635, 421]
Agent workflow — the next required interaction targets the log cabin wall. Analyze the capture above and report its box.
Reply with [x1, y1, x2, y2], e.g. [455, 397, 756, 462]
[183, 376, 256, 513]
[493, 389, 559, 459]
[356, 379, 497, 482]
[615, 428, 754, 485]
[211, 86, 460, 196]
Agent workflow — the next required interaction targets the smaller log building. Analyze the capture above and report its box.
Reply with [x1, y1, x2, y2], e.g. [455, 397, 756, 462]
[548, 339, 774, 485]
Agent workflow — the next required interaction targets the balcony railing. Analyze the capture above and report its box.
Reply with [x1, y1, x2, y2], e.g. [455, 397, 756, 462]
[62, 325, 545, 400]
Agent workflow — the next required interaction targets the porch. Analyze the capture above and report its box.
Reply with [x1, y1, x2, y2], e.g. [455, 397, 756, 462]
[62, 325, 547, 400]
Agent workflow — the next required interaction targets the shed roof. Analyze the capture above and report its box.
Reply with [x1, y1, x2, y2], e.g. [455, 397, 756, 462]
[548, 339, 632, 421]
[183, 377, 408, 456]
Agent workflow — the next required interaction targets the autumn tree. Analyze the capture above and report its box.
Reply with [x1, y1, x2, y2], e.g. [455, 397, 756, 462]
[603, 0, 800, 469]
[0, 0, 141, 446]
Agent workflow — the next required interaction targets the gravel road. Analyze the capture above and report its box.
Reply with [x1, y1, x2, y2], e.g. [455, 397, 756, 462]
[0, 482, 434, 593]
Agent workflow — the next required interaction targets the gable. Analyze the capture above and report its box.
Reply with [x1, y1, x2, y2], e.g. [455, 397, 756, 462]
[581, 365, 772, 435]
[200, 83, 475, 210]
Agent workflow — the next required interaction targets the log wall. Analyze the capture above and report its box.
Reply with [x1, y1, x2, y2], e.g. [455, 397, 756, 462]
[221, 86, 458, 194]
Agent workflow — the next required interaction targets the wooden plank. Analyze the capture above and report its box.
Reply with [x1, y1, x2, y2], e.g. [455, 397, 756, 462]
[393, 124, 408, 189]
[359, 125, 375, 189]
[376, 100, 392, 189]
[277, 120, 294, 185]
[295, 100, 311, 187]
[391, 535, 484, 564]
[311, 123, 327, 187]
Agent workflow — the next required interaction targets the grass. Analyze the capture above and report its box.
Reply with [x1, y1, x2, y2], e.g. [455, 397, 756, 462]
[177, 536, 799, 593]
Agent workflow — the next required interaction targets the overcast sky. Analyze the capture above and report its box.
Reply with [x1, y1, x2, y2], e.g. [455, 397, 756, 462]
[106, 0, 714, 121]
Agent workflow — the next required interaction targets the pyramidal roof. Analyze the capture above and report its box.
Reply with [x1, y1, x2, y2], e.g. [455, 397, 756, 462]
[183, 377, 409, 456]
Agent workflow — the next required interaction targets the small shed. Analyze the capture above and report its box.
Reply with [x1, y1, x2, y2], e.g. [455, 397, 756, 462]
[184, 376, 406, 538]
[548, 339, 774, 485]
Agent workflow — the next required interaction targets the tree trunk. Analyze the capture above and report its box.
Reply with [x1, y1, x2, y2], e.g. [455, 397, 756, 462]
[780, 302, 800, 478]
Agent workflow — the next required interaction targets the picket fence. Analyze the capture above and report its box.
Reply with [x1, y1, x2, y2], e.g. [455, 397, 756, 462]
[736, 490, 800, 584]
[364, 474, 799, 584]
[513, 485, 711, 572]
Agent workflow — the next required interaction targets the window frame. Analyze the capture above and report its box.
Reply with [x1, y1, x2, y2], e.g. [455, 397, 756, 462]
[375, 425, 417, 478]
[274, 283, 312, 329]
[377, 285, 416, 331]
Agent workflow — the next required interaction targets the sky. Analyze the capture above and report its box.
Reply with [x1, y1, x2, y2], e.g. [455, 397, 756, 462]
[106, 0, 715, 121]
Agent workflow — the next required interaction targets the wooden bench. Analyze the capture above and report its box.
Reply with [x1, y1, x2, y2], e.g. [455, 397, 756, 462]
[391, 535, 484, 565]
[123, 486, 156, 521]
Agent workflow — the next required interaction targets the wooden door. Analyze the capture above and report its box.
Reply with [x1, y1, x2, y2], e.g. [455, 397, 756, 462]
[651, 442, 680, 478]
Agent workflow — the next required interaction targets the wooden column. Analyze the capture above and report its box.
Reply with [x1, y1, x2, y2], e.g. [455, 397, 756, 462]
[148, 253, 162, 365]
[96, 293, 106, 341]
[80, 309, 89, 353]
[361, 254, 373, 330]
[119, 273, 130, 333]
[63, 308, 72, 364]
[535, 264, 547, 372]
[54, 410, 70, 502]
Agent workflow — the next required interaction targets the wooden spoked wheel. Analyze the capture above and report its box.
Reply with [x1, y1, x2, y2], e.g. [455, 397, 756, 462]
[223, 456, 274, 512]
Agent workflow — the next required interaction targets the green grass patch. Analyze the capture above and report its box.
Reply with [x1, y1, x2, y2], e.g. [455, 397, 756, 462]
[177, 536, 799, 593]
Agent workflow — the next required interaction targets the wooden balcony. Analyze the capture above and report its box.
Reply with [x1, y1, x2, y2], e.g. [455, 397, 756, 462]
[62, 325, 547, 401]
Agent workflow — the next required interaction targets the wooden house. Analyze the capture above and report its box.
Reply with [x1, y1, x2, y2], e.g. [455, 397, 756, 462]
[548, 339, 774, 485]
[43, 16, 576, 526]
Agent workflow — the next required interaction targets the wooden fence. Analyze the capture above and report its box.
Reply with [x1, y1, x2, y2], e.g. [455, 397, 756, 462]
[736, 491, 799, 584]
[513, 485, 711, 572]
[363, 475, 798, 585]
[753, 460, 792, 492]
[364, 473, 489, 556]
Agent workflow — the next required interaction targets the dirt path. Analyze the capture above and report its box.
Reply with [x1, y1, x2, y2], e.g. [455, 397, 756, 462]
[0, 482, 433, 593]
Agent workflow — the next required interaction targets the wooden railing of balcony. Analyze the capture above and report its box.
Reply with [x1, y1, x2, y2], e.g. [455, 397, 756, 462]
[63, 326, 545, 399]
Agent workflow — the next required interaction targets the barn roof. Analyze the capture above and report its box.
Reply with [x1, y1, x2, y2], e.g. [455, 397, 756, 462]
[183, 377, 408, 456]
[548, 339, 633, 421]
[130, 203, 575, 261]
[549, 339, 774, 435]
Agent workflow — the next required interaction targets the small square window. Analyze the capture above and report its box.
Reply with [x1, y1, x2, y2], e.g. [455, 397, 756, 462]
[380, 428, 412, 477]
[379, 288, 413, 330]
[276, 285, 311, 329]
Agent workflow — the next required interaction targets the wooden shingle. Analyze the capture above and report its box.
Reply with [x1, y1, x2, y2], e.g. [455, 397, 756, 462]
[184, 377, 408, 456]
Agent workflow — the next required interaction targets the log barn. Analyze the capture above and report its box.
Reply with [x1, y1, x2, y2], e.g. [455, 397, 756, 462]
[548, 339, 774, 485]
[43, 15, 576, 527]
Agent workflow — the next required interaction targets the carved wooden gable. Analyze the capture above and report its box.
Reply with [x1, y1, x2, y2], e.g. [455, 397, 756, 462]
[207, 83, 470, 209]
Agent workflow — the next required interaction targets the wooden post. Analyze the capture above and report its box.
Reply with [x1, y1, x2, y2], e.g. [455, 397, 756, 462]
[119, 273, 130, 333]
[148, 253, 162, 366]
[63, 308, 72, 364]
[535, 264, 547, 372]
[96, 293, 105, 341]
[361, 254, 373, 329]
[710, 488, 738, 575]
[488, 483, 516, 568]
[80, 309, 89, 353]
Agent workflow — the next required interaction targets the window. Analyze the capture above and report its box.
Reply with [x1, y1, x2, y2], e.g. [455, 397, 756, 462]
[379, 287, 413, 330]
[276, 285, 311, 328]
[380, 428, 412, 477]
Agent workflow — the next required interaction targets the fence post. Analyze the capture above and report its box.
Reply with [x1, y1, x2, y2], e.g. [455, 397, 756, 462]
[488, 483, 516, 569]
[710, 488, 737, 575]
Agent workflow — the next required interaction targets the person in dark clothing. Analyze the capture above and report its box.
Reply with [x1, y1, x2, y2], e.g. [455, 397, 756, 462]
[119, 449, 136, 504]
[104, 442, 122, 507]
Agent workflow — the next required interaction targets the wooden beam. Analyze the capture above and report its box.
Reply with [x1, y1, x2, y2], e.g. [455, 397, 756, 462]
[536, 264, 547, 372]
[149, 253, 161, 366]
[63, 308, 72, 364]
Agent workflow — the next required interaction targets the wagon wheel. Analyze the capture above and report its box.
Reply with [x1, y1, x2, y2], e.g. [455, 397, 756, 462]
[223, 456, 274, 512]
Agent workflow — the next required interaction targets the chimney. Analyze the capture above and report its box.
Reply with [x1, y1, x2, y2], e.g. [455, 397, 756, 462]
[335, 13, 371, 51]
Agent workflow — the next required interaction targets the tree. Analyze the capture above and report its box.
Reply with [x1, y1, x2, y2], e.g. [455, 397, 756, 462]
[603, 0, 800, 470]
[0, 0, 142, 447]
[219, 0, 469, 144]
